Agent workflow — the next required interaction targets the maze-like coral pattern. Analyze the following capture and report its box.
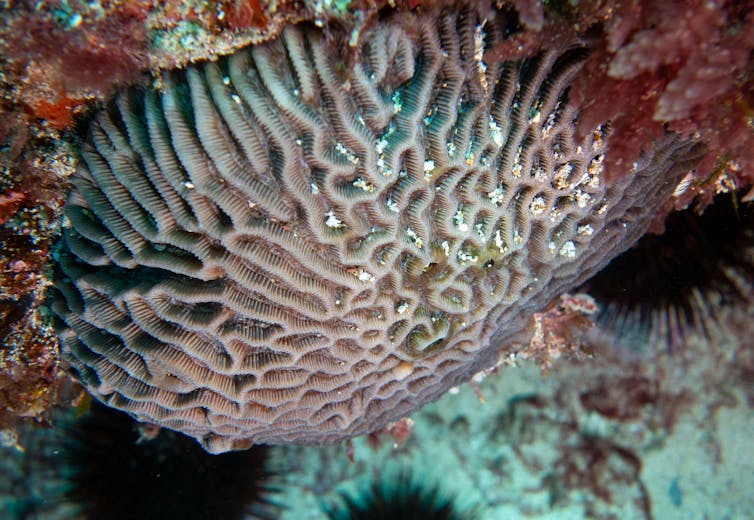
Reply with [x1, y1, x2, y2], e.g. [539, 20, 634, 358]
[54, 3, 702, 452]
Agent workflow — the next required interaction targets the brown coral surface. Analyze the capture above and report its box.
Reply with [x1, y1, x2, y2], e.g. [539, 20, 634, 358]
[52, 2, 705, 452]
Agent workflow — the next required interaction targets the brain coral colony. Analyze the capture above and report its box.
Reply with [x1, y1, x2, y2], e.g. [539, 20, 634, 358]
[0, 0, 752, 463]
[52, 2, 703, 452]
[36, 1, 754, 453]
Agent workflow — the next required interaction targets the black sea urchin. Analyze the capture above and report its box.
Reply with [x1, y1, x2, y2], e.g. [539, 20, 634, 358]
[583, 190, 754, 352]
[52, 1, 703, 452]
[60, 402, 280, 520]
[323, 469, 475, 520]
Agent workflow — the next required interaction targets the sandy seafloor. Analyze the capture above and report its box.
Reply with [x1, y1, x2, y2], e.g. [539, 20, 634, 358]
[2, 302, 752, 520]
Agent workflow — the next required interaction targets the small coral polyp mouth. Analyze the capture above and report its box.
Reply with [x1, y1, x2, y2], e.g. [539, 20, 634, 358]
[52, 2, 702, 452]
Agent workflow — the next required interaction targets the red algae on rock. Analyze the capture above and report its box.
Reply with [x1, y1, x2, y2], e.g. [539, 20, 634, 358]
[0, 143, 74, 430]
[570, 0, 754, 194]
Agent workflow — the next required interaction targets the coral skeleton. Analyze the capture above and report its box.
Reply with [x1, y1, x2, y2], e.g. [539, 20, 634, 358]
[53, 3, 703, 452]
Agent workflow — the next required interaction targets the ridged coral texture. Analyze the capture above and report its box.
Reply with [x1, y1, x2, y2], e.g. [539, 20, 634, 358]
[54, 3, 701, 452]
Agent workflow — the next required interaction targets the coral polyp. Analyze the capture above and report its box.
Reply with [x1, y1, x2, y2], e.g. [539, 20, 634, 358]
[53, 2, 703, 452]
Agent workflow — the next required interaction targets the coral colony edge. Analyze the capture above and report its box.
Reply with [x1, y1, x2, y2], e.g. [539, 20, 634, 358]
[51, 1, 706, 454]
